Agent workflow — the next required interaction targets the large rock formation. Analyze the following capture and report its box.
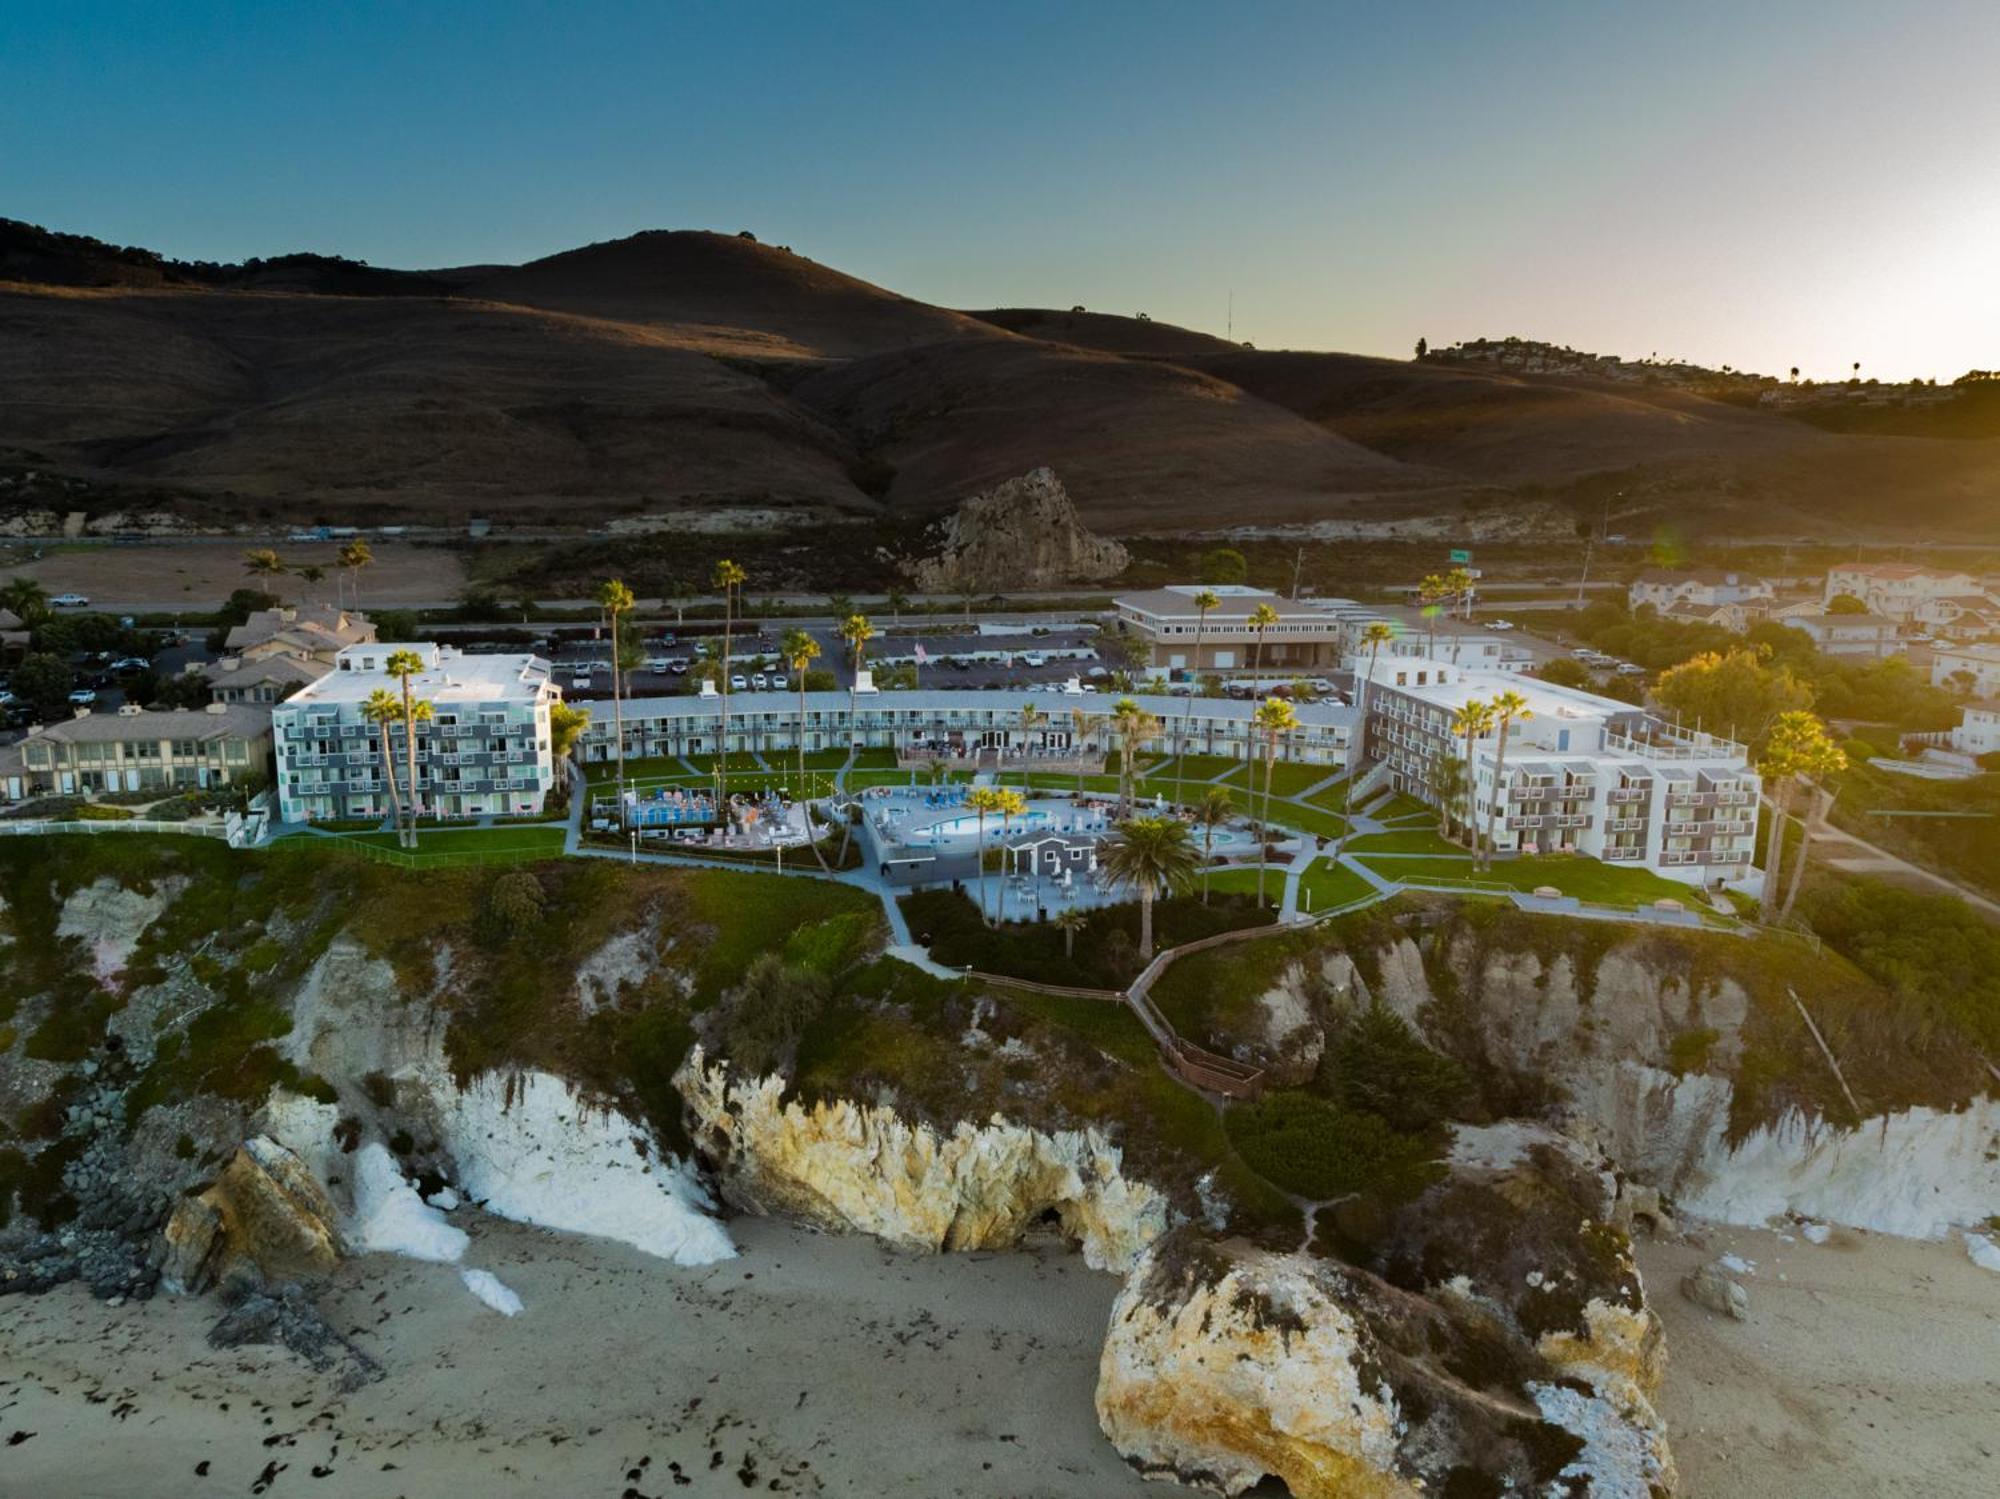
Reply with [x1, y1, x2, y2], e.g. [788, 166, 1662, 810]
[676, 1048, 1169, 1271]
[160, 1135, 342, 1294]
[902, 468, 1129, 592]
[1096, 1147, 1675, 1497]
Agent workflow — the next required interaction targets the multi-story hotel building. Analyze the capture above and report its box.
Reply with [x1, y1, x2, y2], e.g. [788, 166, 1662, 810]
[1359, 658, 1761, 890]
[273, 644, 559, 823]
[0, 704, 272, 802]
[577, 687, 1357, 771]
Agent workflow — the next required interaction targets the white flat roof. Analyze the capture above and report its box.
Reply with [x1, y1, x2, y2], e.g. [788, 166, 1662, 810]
[286, 643, 552, 707]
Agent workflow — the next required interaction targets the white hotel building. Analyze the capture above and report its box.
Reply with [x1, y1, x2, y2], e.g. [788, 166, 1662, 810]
[577, 686, 1357, 770]
[1360, 659, 1762, 890]
[273, 643, 560, 823]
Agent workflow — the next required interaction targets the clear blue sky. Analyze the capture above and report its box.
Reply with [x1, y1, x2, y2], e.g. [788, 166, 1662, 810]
[5, 1, 1996, 379]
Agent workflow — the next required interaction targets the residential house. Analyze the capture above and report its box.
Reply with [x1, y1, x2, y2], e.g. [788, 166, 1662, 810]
[205, 604, 377, 705]
[1823, 563, 1981, 623]
[0, 703, 272, 801]
[1931, 641, 2000, 696]
[1951, 700, 2000, 758]
[1629, 569, 1774, 613]
[1778, 609, 1901, 659]
[1912, 593, 2000, 642]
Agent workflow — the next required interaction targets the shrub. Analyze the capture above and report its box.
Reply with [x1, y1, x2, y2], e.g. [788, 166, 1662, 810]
[75, 803, 136, 822]
[705, 953, 830, 1076]
[1323, 1005, 1471, 1133]
[480, 870, 547, 941]
[1225, 1091, 1445, 1202]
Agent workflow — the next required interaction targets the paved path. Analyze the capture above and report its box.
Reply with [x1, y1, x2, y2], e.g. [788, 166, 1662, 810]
[1805, 820, 2000, 921]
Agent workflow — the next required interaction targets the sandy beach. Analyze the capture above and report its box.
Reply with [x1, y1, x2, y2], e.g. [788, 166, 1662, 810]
[7, 1207, 1997, 1499]
[0, 1213, 1153, 1499]
[1639, 1223, 2000, 1498]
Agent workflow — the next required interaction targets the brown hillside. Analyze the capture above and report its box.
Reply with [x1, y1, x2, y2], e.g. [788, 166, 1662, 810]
[964, 307, 1242, 358]
[791, 338, 1461, 530]
[0, 285, 873, 522]
[461, 230, 1004, 360]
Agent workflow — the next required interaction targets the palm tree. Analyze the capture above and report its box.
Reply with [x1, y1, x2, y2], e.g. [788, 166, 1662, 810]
[837, 613, 874, 749]
[1417, 574, 1447, 658]
[1761, 710, 1848, 924]
[384, 649, 431, 847]
[597, 579, 636, 801]
[713, 558, 746, 801]
[1053, 906, 1089, 960]
[885, 588, 908, 626]
[1450, 698, 1495, 863]
[1334, 620, 1395, 863]
[361, 688, 406, 832]
[1480, 688, 1532, 869]
[1442, 566, 1476, 663]
[336, 538, 374, 611]
[781, 627, 821, 793]
[1018, 701, 1044, 781]
[244, 548, 288, 602]
[1194, 784, 1234, 904]
[0, 576, 49, 626]
[1099, 816, 1199, 962]
[1247, 602, 1280, 684]
[1110, 697, 1158, 817]
[1070, 708, 1103, 793]
[1252, 697, 1299, 906]
[295, 564, 326, 596]
[964, 785, 1024, 926]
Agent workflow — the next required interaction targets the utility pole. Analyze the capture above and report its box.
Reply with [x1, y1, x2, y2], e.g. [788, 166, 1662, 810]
[1291, 545, 1304, 600]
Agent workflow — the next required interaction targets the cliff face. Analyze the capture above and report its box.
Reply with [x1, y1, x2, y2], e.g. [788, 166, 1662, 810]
[1097, 1148, 1675, 1498]
[901, 468, 1130, 592]
[676, 1048, 1170, 1271]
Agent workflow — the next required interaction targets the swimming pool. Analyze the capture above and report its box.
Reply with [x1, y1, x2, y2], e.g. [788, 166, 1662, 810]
[923, 809, 1059, 838]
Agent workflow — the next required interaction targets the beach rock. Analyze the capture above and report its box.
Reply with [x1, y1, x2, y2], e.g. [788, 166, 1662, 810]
[1680, 1261, 1749, 1320]
[161, 1136, 341, 1294]
[1096, 1146, 1676, 1497]
[901, 468, 1129, 592]
[677, 1048, 1168, 1271]
[208, 1280, 382, 1391]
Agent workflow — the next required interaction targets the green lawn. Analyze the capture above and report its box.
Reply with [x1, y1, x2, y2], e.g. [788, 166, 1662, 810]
[310, 826, 568, 855]
[1197, 866, 1286, 903]
[1297, 858, 1379, 913]
[1303, 777, 1353, 814]
[1262, 801, 1346, 842]
[1342, 826, 1466, 857]
[1357, 852, 1701, 906]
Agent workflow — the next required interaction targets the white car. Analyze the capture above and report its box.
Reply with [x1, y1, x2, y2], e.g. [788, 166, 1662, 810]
[751, 672, 768, 690]
[68, 688, 98, 705]
[771, 674, 788, 691]
[730, 674, 748, 691]
[1616, 663, 1647, 677]
[1489, 620, 1514, 631]
[50, 592, 89, 608]
[569, 672, 592, 690]
[1022, 653, 1047, 668]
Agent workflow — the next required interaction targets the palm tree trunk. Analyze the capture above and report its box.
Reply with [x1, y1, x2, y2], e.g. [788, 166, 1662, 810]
[1462, 726, 1480, 863]
[377, 722, 404, 833]
[400, 680, 419, 848]
[1139, 887, 1155, 961]
[1202, 824, 1214, 904]
[1777, 782, 1827, 924]
[1257, 742, 1275, 905]
[1483, 722, 1510, 871]
[796, 678, 808, 796]
[611, 608, 627, 802]
[1333, 644, 1378, 866]
[976, 812, 990, 926]
[717, 593, 733, 803]
[1761, 779, 1789, 919]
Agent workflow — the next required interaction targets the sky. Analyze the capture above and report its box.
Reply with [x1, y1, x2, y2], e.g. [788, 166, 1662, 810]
[5, 0, 1997, 380]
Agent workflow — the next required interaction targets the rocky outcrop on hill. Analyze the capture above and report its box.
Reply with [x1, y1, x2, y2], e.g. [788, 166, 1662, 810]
[1097, 1147, 1674, 1497]
[901, 468, 1130, 592]
[676, 1048, 1170, 1271]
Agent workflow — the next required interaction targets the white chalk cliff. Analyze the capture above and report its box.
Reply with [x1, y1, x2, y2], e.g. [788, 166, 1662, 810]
[676, 1047, 1170, 1271]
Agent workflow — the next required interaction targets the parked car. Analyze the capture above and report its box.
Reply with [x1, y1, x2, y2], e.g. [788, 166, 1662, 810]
[730, 674, 747, 691]
[771, 674, 788, 691]
[51, 592, 89, 608]
[751, 672, 768, 690]
[569, 672, 592, 690]
[1490, 620, 1514, 631]
[1616, 663, 1647, 677]
[112, 656, 151, 673]
[68, 688, 98, 705]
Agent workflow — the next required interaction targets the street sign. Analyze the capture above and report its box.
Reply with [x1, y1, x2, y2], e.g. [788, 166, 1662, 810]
[1448, 548, 1472, 564]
